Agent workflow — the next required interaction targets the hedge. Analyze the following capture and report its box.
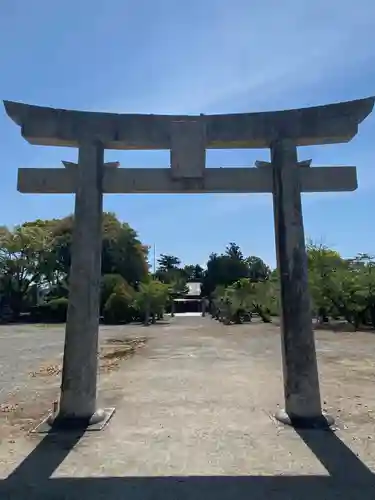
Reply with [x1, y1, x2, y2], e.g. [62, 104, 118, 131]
[30, 297, 69, 323]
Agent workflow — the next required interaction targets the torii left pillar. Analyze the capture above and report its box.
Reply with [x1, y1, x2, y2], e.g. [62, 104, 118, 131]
[50, 141, 115, 430]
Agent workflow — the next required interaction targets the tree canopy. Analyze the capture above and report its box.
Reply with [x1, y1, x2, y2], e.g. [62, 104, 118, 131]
[201, 243, 270, 296]
[0, 213, 149, 320]
[0, 212, 374, 330]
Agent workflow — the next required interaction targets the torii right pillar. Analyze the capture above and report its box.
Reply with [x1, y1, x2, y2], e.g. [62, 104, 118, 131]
[271, 139, 332, 428]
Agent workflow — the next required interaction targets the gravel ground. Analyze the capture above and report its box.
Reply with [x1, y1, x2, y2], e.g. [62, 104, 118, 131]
[0, 323, 142, 397]
[0, 316, 374, 499]
[0, 324, 65, 397]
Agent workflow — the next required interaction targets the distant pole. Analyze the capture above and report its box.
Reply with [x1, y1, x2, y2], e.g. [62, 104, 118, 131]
[153, 244, 156, 276]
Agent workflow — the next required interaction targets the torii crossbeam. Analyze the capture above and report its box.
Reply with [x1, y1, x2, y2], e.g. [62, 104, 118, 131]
[18, 163, 357, 194]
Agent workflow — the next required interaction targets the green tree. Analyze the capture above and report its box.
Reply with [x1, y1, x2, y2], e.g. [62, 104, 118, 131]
[246, 256, 271, 282]
[103, 282, 136, 324]
[325, 255, 375, 329]
[50, 212, 149, 286]
[168, 278, 189, 298]
[155, 254, 193, 309]
[135, 279, 170, 325]
[183, 264, 204, 282]
[225, 242, 244, 260]
[101, 214, 149, 285]
[307, 243, 345, 322]
[201, 244, 249, 297]
[211, 277, 276, 324]
[0, 224, 54, 319]
[157, 254, 181, 272]
[306, 244, 375, 329]
[155, 254, 184, 285]
[100, 274, 127, 314]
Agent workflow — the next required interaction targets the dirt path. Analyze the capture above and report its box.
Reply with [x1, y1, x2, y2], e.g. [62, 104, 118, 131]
[0, 316, 374, 498]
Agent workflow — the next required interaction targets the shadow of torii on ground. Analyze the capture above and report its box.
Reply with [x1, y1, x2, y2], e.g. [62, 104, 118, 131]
[1, 428, 374, 500]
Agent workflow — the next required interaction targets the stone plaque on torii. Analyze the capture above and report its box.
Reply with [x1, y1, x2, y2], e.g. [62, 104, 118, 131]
[3, 96, 374, 432]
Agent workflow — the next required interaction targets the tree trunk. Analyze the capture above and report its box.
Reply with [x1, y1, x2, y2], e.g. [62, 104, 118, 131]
[144, 308, 150, 326]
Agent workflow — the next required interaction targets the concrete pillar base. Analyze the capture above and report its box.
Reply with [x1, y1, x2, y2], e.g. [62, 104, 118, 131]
[33, 408, 116, 434]
[275, 409, 334, 429]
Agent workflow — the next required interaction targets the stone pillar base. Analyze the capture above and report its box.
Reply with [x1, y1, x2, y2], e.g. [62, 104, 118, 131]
[275, 409, 334, 429]
[32, 408, 116, 434]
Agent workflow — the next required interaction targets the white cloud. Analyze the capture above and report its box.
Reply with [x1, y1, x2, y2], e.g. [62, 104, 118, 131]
[101, 0, 375, 218]
[106, 0, 375, 114]
[19, 0, 370, 223]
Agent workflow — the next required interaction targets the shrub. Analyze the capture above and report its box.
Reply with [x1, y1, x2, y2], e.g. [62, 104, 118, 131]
[134, 280, 169, 325]
[100, 274, 127, 313]
[31, 297, 69, 323]
[103, 284, 135, 324]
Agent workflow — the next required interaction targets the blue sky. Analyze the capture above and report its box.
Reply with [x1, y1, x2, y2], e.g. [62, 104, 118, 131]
[1, 0, 375, 269]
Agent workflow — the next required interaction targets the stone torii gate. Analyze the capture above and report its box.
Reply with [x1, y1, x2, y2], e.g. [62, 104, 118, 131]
[3, 97, 374, 431]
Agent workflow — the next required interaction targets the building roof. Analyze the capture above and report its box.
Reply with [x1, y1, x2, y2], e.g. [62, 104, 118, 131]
[186, 282, 202, 296]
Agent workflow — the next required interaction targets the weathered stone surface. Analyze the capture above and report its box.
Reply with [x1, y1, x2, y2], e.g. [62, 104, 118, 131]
[256, 159, 312, 168]
[271, 138, 323, 421]
[58, 141, 104, 422]
[17, 165, 357, 194]
[62, 160, 119, 169]
[170, 120, 206, 179]
[4, 97, 374, 149]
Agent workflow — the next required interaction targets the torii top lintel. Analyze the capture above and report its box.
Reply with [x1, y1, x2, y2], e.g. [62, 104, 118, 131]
[3, 97, 374, 150]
